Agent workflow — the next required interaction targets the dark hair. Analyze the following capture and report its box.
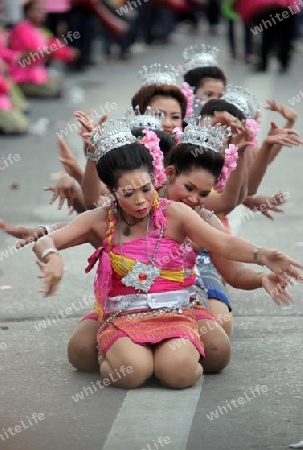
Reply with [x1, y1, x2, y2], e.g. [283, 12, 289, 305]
[97, 143, 153, 191]
[131, 127, 176, 162]
[23, 0, 36, 15]
[131, 85, 187, 120]
[184, 66, 226, 93]
[167, 143, 225, 181]
[200, 99, 246, 121]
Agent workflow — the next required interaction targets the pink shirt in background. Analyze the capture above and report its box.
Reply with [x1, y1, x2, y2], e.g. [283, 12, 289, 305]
[44, 0, 70, 13]
[9, 20, 75, 84]
[0, 62, 13, 110]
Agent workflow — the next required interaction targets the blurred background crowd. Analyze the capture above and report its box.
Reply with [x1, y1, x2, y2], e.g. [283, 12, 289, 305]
[1, 0, 303, 136]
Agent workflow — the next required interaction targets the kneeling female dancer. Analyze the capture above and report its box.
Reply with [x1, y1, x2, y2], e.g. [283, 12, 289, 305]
[33, 119, 303, 389]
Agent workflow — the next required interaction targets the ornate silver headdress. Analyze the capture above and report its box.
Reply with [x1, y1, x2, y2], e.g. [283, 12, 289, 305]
[90, 118, 137, 159]
[182, 44, 219, 72]
[180, 115, 231, 152]
[138, 63, 179, 86]
[124, 105, 163, 130]
[222, 85, 260, 119]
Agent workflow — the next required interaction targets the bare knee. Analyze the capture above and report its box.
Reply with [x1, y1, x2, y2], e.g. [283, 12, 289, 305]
[155, 342, 202, 389]
[199, 322, 232, 374]
[217, 313, 233, 336]
[68, 320, 99, 372]
[101, 346, 154, 388]
[68, 341, 99, 372]
[117, 361, 153, 388]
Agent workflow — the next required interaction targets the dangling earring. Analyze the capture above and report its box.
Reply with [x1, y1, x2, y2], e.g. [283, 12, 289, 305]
[152, 190, 160, 209]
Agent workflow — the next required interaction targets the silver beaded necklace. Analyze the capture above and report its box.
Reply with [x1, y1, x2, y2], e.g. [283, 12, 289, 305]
[98, 211, 163, 331]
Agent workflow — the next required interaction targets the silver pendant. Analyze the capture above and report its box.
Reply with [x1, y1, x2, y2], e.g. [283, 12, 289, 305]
[123, 225, 131, 236]
[121, 260, 161, 292]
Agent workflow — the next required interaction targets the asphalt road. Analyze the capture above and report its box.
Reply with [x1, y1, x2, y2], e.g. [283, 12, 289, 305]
[1, 20, 303, 450]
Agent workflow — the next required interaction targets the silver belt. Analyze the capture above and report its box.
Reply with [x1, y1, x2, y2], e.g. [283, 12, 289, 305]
[104, 289, 192, 314]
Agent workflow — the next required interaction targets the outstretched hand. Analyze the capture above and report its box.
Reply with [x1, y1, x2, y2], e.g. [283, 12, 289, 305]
[246, 191, 288, 220]
[265, 121, 303, 147]
[211, 111, 243, 132]
[262, 273, 294, 306]
[44, 173, 79, 215]
[232, 125, 253, 154]
[265, 100, 298, 122]
[0, 219, 45, 248]
[259, 248, 303, 282]
[211, 112, 253, 153]
[74, 110, 107, 150]
[36, 254, 64, 297]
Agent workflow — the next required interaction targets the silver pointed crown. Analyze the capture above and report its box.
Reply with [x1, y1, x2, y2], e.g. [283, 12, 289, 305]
[183, 44, 219, 71]
[138, 63, 179, 86]
[222, 85, 260, 119]
[90, 118, 137, 158]
[180, 115, 231, 152]
[124, 105, 163, 130]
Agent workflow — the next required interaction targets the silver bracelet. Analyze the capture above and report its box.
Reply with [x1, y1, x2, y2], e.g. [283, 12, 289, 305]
[86, 150, 100, 162]
[40, 248, 59, 261]
[204, 210, 214, 223]
[253, 247, 264, 265]
[39, 225, 52, 235]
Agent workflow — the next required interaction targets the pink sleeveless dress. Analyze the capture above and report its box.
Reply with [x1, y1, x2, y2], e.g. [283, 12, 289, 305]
[86, 223, 206, 357]
[81, 233, 216, 329]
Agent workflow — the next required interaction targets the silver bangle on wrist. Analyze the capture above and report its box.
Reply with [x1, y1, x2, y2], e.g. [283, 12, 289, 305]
[40, 248, 59, 262]
[86, 150, 100, 162]
[39, 225, 52, 235]
[204, 210, 214, 223]
[253, 247, 264, 266]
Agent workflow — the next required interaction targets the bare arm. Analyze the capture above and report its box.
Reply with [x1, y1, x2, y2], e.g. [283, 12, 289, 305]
[44, 173, 86, 214]
[247, 122, 302, 195]
[32, 208, 108, 296]
[0, 220, 69, 247]
[201, 113, 252, 214]
[209, 250, 265, 290]
[209, 254, 293, 305]
[202, 151, 247, 214]
[247, 139, 273, 195]
[33, 207, 106, 254]
[169, 202, 303, 279]
[58, 137, 84, 185]
[265, 100, 298, 164]
[74, 110, 109, 209]
[197, 209, 293, 304]
[243, 191, 287, 221]
[81, 159, 109, 209]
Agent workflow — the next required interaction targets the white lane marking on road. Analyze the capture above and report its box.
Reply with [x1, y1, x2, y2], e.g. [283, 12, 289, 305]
[102, 377, 203, 450]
